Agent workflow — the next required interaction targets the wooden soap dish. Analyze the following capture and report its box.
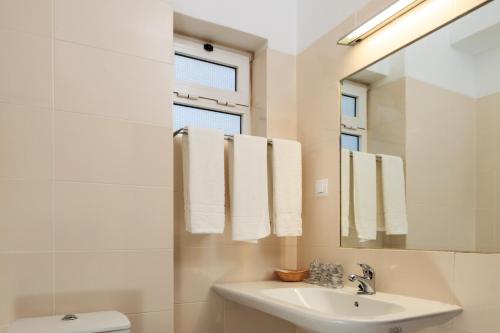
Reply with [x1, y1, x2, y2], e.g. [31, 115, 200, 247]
[275, 269, 310, 282]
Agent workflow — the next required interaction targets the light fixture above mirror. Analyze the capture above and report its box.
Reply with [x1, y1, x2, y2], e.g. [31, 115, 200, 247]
[338, 0, 426, 46]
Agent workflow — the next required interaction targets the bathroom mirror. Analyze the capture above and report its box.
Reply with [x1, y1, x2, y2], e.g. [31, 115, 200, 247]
[340, 1, 500, 253]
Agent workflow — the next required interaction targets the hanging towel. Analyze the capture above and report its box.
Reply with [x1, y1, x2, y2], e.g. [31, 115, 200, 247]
[182, 127, 225, 234]
[271, 139, 302, 237]
[341, 149, 351, 237]
[379, 154, 408, 235]
[228, 134, 271, 242]
[352, 151, 377, 240]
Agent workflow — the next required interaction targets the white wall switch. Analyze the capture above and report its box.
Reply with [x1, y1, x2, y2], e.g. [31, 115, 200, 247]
[315, 179, 329, 197]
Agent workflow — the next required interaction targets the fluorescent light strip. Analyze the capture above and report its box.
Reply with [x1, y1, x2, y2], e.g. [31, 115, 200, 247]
[338, 0, 426, 46]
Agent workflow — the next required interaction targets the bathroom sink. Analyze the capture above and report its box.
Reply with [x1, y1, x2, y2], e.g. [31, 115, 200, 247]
[212, 281, 461, 333]
[261, 287, 405, 317]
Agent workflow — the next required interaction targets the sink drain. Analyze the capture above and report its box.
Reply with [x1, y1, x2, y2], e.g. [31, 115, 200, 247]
[354, 301, 359, 307]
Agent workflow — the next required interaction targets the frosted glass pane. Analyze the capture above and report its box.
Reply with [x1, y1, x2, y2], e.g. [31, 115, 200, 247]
[175, 54, 236, 91]
[341, 133, 359, 151]
[173, 104, 241, 135]
[342, 94, 357, 117]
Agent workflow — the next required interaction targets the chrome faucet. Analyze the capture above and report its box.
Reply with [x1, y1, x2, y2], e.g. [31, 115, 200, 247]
[348, 263, 376, 295]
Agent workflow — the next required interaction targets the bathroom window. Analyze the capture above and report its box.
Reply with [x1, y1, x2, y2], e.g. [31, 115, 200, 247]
[341, 94, 357, 118]
[341, 133, 360, 151]
[173, 103, 241, 135]
[173, 35, 250, 134]
[175, 54, 237, 91]
[341, 80, 367, 151]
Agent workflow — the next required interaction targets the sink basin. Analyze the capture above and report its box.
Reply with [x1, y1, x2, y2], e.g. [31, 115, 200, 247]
[212, 281, 461, 333]
[261, 287, 406, 317]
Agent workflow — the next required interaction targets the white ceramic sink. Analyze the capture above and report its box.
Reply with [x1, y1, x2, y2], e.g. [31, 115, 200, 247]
[212, 281, 461, 333]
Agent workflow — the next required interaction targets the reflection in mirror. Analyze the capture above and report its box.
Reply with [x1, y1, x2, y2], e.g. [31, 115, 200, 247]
[340, 1, 500, 253]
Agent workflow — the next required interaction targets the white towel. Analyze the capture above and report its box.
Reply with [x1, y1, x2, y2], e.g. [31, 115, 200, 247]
[352, 151, 377, 240]
[182, 127, 225, 234]
[380, 154, 408, 235]
[341, 149, 351, 237]
[228, 134, 271, 242]
[271, 139, 302, 237]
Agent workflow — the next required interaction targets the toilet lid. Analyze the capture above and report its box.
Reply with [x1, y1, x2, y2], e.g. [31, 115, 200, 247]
[6, 311, 130, 333]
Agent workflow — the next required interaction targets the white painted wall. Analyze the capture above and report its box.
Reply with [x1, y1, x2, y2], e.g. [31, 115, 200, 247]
[404, 25, 478, 98]
[450, 0, 500, 54]
[169, 0, 370, 54]
[169, 0, 299, 54]
[297, 0, 371, 53]
[476, 45, 500, 98]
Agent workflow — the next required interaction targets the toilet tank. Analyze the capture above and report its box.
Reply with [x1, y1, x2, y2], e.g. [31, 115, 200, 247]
[6, 311, 131, 333]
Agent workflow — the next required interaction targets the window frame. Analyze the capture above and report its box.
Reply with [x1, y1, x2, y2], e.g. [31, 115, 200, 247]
[173, 35, 251, 134]
[173, 102, 243, 135]
[341, 80, 368, 151]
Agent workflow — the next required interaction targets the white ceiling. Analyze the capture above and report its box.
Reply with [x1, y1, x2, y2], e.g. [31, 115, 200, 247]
[296, 0, 371, 53]
[169, 0, 371, 55]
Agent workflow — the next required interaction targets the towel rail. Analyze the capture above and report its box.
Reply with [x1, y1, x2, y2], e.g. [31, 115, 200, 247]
[348, 151, 387, 162]
[173, 127, 274, 145]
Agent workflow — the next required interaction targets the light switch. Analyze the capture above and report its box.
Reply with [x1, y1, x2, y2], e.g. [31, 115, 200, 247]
[315, 179, 328, 197]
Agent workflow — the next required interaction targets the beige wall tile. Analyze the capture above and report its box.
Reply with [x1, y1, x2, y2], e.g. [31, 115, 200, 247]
[0, 0, 52, 37]
[55, 111, 171, 186]
[250, 47, 269, 137]
[251, 47, 267, 111]
[1, 0, 174, 329]
[454, 253, 500, 310]
[266, 49, 297, 140]
[350, 250, 455, 303]
[224, 300, 296, 333]
[0, 103, 52, 180]
[0, 180, 52, 251]
[454, 308, 500, 333]
[128, 310, 173, 333]
[0, 30, 52, 108]
[54, 250, 173, 314]
[55, 181, 172, 251]
[301, 247, 455, 302]
[55, 0, 173, 63]
[174, 294, 224, 333]
[0, 253, 53, 326]
[475, 210, 495, 252]
[280, 245, 298, 269]
[174, 246, 217, 304]
[213, 244, 282, 282]
[296, 242, 323, 270]
[454, 253, 500, 332]
[55, 41, 172, 126]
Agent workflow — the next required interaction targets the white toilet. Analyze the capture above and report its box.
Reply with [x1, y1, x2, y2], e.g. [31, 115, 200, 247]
[6, 311, 131, 333]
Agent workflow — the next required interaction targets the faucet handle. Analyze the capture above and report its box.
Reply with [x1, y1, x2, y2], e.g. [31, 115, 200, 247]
[357, 263, 375, 279]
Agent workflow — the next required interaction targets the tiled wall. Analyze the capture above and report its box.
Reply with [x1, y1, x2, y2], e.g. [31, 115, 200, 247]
[173, 48, 298, 333]
[476, 91, 500, 251]
[0, 0, 174, 332]
[297, 0, 499, 332]
[405, 77, 476, 252]
[367, 78, 406, 159]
